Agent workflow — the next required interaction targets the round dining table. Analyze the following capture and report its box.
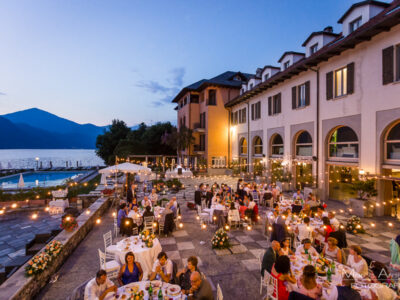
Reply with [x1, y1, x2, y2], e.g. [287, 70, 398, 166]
[111, 236, 162, 277]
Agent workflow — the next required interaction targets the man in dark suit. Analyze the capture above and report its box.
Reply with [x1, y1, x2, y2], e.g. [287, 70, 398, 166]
[261, 241, 280, 276]
[194, 184, 204, 207]
[205, 186, 213, 208]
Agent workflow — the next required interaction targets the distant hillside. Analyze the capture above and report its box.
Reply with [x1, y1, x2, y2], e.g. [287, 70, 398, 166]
[0, 108, 106, 149]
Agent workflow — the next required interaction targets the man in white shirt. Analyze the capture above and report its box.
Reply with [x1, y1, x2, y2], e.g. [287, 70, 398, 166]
[150, 189, 158, 206]
[141, 196, 152, 208]
[295, 238, 319, 257]
[295, 217, 315, 242]
[84, 269, 117, 300]
[149, 252, 173, 283]
[328, 212, 340, 231]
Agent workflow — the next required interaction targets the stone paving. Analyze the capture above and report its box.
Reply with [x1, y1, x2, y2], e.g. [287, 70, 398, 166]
[0, 211, 61, 270]
[35, 175, 400, 299]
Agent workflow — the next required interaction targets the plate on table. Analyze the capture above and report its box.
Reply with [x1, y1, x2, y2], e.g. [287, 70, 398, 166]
[151, 280, 162, 288]
[167, 284, 181, 296]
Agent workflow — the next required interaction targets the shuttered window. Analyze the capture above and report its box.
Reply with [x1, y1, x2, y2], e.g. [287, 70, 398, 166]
[326, 71, 333, 100]
[268, 93, 281, 115]
[382, 46, 394, 85]
[251, 102, 261, 120]
[397, 45, 400, 81]
[292, 81, 310, 109]
[238, 108, 246, 124]
[327, 63, 354, 99]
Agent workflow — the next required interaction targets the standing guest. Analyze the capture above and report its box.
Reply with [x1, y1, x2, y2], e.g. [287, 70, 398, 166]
[390, 234, 400, 269]
[347, 245, 368, 277]
[322, 237, 342, 263]
[169, 198, 178, 216]
[328, 212, 340, 231]
[126, 184, 133, 205]
[295, 265, 322, 299]
[141, 196, 152, 208]
[271, 255, 296, 300]
[369, 261, 397, 299]
[236, 178, 243, 191]
[177, 256, 199, 295]
[117, 252, 143, 285]
[149, 252, 173, 283]
[295, 239, 318, 257]
[279, 238, 294, 256]
[293, 189, 304, 201]
[189, 271, 214, 300]
[261, 240, 281, 276]
[194, 184, 203, 207]
[327, 274, 361, 300]
[206, 185, 213, 208]
[150, 189, 158, 206]
[84, 269, 117, 300]
[117, 203, 128, 227]
[295, 217, 315, 243]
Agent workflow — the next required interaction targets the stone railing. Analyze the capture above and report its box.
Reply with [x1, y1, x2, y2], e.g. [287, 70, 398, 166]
[1, 196, 112, 300]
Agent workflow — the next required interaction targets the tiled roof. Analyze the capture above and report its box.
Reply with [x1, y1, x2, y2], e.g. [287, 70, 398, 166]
[225, 0, 400, 108]
[338, 0, 390, 23]
[302, 31, 341, 47]
[172, 71, 253, 103]
[278, 51, 305, 63]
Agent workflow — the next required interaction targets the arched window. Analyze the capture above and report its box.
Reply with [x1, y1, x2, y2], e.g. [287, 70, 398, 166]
[240, 138, 247, 155]
[253, 136, 263, 156]
[328, 126, 358, 159]
[296, 131, 312, 157]
[271, 134, 284, 156]
[385, 122, 400, 161]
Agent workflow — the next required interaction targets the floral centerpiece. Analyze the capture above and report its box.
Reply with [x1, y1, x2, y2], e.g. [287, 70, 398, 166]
[61, 215, 78, 232]
[45, 240, 63, 258]
[140, 230, 156, 248]
[25, 252, 50, 276]
[211, 228, 230, 249]
[346, 215, 365, 234]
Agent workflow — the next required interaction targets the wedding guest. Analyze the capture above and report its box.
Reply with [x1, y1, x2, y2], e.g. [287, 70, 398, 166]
[149, 252, 173, 283]
[279, 238, 294, 256]
[142, 205, 154, 218]
[177, 256, 199, 294]
[316, 217, 334, 242]
[150, 189, 158, 206]
[84, 269, 117, 300]
[328, 212, 340, 231]
[271, 255, 296, 300]
[117, 252, 143, 285]
[295, 217, 314, 243]
[261, 240, 280, 276]
[322, 237, 342, 263]
[347, 245, 368, 277]
[131, 196, 138, 207]
[292, 189, 304, 201]
[141, 196, 152, 208]
[295, 239, 318, 257]
[328, 274, 361, 300]
[189, 271, 214, 300]
[295, 265, 322, 299]
[117, 203, 127, 227]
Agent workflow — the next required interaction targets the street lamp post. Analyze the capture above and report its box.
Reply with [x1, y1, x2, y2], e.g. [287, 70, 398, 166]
[35, 157, 39, 170]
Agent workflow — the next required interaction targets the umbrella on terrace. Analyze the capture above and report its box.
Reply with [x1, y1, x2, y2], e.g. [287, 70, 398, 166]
[17, 173, 25, 188]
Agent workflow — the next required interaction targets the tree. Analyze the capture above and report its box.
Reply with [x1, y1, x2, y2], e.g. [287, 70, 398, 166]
[95, 119, 130, 165]
[163, 125, 194, 158]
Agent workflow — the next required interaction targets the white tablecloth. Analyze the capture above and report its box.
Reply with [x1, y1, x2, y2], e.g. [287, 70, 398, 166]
[127, 207, 165, 225]
[111, 236, 162, 276]
[104, 281, 184, 300]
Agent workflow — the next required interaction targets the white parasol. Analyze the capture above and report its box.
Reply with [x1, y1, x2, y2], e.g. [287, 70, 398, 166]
[17, 173, 25, 188]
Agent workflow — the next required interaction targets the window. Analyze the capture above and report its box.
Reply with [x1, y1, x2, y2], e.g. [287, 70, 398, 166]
[299, 84, 306, 107]
[211, 156, 226, 168]
[397, 45, 400, 81]
[334, 67, 347, 97]
[264, 74, 269, 81]
[328, 126, 359, 159]
[249, 83, 253, 89]
[233, 111, 238, 124]
[310, 43, 318, 55]
[349, 17, 362, 33]
[268, 93, 281, 115]
[200, 112, 206, 128]
[271, 134, 284, 156]
[240, 138, 247, 155]
[385, 122, 400, 161]
[295, 131, 312, 157]
[284, 61, 290, 70]
[183, 96, 188, 106]
[241, 88, 245, 95]
[239, 108, 246, 124]
[207, 89, 216, 105]
[199, 134, 205, 151]
[253, 136, 263, 155]
[190, 94, 199, 103]
[251, 102, 261, 120]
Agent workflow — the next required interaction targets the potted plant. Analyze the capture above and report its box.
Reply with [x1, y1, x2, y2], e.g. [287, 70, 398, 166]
[350, 179, 377, 217]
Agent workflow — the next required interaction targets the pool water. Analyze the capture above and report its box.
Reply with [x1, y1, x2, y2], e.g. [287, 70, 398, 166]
[0, 171, 87, 189]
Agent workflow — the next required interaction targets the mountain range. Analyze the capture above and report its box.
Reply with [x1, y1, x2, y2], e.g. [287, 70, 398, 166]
[0, 108, 107, 149]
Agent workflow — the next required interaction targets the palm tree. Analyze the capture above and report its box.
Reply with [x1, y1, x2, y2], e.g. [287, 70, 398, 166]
[162, 126, 194, 163]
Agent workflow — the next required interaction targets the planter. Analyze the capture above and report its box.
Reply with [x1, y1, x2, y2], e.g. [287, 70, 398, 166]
[350, 198, 375, 218]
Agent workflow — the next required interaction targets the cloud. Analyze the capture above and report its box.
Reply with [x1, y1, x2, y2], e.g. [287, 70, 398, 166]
[0, 92, 6, 96]
[136, 68, 185, 106]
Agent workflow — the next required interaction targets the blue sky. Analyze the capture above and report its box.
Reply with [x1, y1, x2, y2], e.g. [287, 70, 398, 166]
[0, 0, 384, 126]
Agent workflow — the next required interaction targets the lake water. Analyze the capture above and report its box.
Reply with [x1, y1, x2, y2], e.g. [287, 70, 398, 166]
[0, 149, 104, 169]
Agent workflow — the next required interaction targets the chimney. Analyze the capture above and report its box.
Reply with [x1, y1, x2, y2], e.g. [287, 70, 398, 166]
[324, 26, 333, 33]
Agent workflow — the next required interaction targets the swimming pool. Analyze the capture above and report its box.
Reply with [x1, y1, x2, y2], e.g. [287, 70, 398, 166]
[0, 171, 88, 189]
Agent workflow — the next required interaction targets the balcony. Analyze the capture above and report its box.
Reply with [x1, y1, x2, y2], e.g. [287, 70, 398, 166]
[194, 144, 205, 153]
[193, 122, 205, 133]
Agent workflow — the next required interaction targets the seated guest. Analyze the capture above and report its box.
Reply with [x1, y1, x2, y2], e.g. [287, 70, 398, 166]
[239, 203, 247, 219]
[305, 196, 319, 208]
[276, 211, 289, 226]
[149, 252, 173, 283]
[293, 189, 304, 201]
[141, 196, 152, 208]
[295, 217, 314, 242]
[328, 274, 361, 300]
[271, 255, 296, 300]
[248, 198, 256, 210]
[131, 197, 138, 207]
[279, 238, 294, 256]
[150, 189, 158, 206]
[301, 204, 312, 217]
[142, 205, 154, 218]
[369, 261, 397, 299]
[347, 245, 368, 277]
[117, 203, 127, 227]
[261, 240, 280, 276]
[118, 252, 143, 285]
[177, 256, 199, 295]
[317, 206, 328, 218]
[296, 239, 318, 258]
[84, 269, 117, 300]
[316, 217, 334, 243]
[295, 265, 322, 299]
[291, 200, 303, 214]
[322, 237, 342, 263]
[169, 198, 178, 216]
[189, 271, 214, 300]
[329, 225, 347, 249]
[243, 194, 250, 207]
[328, 212, 340, 231]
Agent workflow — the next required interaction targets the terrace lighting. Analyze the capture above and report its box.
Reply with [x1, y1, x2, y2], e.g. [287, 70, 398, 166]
[96, 218, 101, 224]
[201, 223, 207, 230]
[32, 213, 38, 220]
[179, 223, 183, 229]
[11, 203, 17, 209]
[45, 207, 50, 212]
[86, 210, 91, 215]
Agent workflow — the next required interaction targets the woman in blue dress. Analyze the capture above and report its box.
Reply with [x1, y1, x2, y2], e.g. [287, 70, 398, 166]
[117, 252, 143, 286]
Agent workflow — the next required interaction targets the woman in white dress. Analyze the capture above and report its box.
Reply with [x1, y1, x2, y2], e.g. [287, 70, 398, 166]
[347, 245, 368, 277]
[322, 237, 342, 263]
